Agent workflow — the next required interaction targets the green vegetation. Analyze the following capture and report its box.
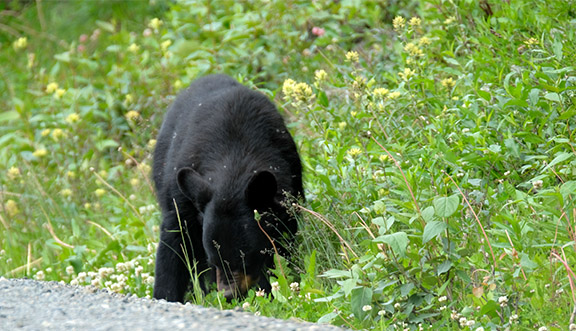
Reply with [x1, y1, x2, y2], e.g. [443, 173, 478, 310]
[1, 0, 576, 329]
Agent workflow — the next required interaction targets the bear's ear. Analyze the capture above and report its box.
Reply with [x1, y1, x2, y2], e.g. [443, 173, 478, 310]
[246, 171, 277, 209]
[177, 167, 213, 210]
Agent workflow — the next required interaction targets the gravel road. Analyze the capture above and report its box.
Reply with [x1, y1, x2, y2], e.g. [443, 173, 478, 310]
[0, 277, 341, 330]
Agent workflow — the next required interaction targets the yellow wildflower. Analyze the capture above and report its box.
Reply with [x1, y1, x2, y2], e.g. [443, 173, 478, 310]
[45, 82, 59, 94]
[404, 43, 423, 57]
[148, 18, 163, 30]
[347, 148, 362, 157]
[54, 88, 66, 99]
[51, 128, 66, 141]
[524, 38, 538, 46]
[125, 110, 140, 121]
[174, 80, 183, 89]
[338, 122, 347, 130]
[441, 77, 455, 89]
[130, 178, 140, 186]
[398, 68, 416, 81]
[67, 171, 76, 179]
[95, 189, 106, 197]
[33, 149, 48, 158]
[4, 200, 20, 217]
[128, 43, 140, 53]
[41, 129, 51, 137]
[161, 40, 172, 51]
[387, 91, 401, 100]
[408, 17, 421, 27]
[13, 37, 27, 51]
[314, 69, 327, 82]
[373, 88, 389, 99]
[345, 51, 359, 63]
[124, 94, 133, 104]
[7, 167, 20, 180]
[60, 189, 72, 197]
[444, 16, 456, 25]
[352, 76, 366, 89]
[66, 113, 80, 124]
[294, 82, 313, 101]
[282, 79, 297, 100]
[393, 16, 406, 31]
[147, 139, 157, 149]
[379, 155, 389, 162]
[418, 37, 431, 46]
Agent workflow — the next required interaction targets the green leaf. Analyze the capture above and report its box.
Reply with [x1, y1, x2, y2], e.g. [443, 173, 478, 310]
[375, 232, 408, 257]
[317, 90, 329, 107]
[95, 139, 119, 151]
[0, 110, 19, 122]
[317, 312, 338, 324]
[520, 253, 538, 270]
[351, 287, 373, 320]
[544, 92, 561, 102]
[437, 260, 452, 275]
[560, 181, 576, 200]
[433, 195, 460, 217]
[422, 221, 447, 243]
[341, 278, 357, 296]
[421, 206, 435, 223]
[543, 152, 572, 171]
[479, 300, 499, 317]
[54, 51, 71, 63]
[95, 20, 115, 32]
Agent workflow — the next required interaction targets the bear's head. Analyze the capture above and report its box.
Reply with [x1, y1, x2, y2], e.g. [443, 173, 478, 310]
[177, 167, 281, 300]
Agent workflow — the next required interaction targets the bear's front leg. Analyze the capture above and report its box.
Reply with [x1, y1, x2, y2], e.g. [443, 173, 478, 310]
[153, 212, 194, 303]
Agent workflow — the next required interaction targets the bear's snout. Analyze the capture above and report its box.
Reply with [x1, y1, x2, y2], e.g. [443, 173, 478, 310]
[215, 268, 259, 301]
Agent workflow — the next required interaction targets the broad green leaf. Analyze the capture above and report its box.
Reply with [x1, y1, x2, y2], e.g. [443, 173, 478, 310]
[375, 232, 408, 257]
[520, 253, 538, 270]
[560, 181, 576, 200]
[341, 278, 357, 296]
[479, 300, 499, 317]
[421, 206, 435, 223]
[433, 195, 460, 217]
[543, 152, 572, 171]
[544, 92, 561, 102]
[351, 287, 373, 320]
[422, 221, 447, 243]
[95, 139, 119, 151]
[317, 312, 338, 324]
[437, 260, 452, 275]
[54, 51, 71, 63]
[0, 110, 19, 122]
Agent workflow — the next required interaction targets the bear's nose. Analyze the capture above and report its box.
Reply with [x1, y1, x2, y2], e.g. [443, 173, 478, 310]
[215, 268, 259, 301]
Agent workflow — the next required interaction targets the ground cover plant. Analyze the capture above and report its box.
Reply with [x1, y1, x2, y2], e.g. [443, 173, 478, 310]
[1, 0, 575, 329]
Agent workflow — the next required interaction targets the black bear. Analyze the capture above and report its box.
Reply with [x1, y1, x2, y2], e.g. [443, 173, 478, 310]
[152, 74, 304, 302]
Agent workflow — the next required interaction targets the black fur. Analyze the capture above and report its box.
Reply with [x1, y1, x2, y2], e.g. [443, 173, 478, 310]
[152, 74, 304, 302]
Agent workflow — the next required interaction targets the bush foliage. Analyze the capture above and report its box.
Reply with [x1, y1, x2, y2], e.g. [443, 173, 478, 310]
[1, 0, 576, 329]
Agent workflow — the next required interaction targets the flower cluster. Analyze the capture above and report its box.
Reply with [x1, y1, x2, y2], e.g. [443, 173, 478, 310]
[282, 79, 314, 103]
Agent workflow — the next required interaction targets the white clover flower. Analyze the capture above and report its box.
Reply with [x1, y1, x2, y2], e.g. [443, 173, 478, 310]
[271, 281, 280, 291]
[256, 288, 266, 297]
[362, 305, 372, 312]
[34, 271, 45, 281]
[498, 296, 508, 307]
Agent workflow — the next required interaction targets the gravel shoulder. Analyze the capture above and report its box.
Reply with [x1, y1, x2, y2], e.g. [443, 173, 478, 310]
[0, 277, 341, 330]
